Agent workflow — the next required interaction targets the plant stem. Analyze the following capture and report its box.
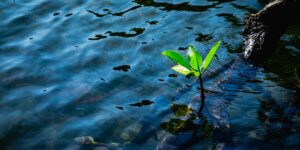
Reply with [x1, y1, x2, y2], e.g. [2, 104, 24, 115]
[198, 75, 205, 115]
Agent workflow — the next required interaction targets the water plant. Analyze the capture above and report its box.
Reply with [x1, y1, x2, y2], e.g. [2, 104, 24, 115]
[162, 41, 221, 112]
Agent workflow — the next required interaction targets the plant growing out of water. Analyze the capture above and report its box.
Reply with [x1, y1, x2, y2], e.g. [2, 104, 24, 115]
[162, 41, 221, 112]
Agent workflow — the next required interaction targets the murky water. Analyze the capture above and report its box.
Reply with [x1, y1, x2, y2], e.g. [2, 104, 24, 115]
[0, 0, 299, 149]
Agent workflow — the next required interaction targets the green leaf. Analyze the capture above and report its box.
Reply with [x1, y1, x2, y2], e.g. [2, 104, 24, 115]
[171, 65, 194, 75]
[162, 51, 191, 70]
[187, 45, 202, 71]
[202, 41, 221, 73]
[193, 72, 200, 77]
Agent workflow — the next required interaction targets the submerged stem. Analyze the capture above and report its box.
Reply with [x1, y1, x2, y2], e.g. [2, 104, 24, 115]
[198, 75, 205, 115]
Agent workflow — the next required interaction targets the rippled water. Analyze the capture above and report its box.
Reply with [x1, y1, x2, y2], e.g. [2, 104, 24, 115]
[1, 0, 299, 149]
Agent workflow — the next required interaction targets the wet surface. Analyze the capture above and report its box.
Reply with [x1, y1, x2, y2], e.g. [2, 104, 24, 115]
[0, 0, 299, 149]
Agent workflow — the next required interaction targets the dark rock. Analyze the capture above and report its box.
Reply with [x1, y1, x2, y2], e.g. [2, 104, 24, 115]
[242, 0, 300, 63]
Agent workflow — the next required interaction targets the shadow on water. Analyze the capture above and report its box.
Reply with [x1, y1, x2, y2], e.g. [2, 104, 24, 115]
[87, 5, 141, 18]
[133, 0, 234, 12]
[106, 28, 146, 38]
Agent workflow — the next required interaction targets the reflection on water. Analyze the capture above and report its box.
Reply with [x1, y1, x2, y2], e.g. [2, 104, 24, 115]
[0, 0, 299, 149]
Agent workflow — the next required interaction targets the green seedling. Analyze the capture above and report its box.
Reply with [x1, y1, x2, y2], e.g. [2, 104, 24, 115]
[162, 41, 221, 113]
[162, 41, 221, 77]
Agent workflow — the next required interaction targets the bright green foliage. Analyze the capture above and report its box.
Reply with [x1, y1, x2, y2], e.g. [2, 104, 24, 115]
[171, 65, 194, 76]
[187, 45, 202, 71]
[162, 41, 221, 77]
[202, 41, 221, 71]
[162, 51, 191, 70]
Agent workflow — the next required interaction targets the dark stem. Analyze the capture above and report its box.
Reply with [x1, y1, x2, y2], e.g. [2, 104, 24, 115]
[198, 75, 205, 115]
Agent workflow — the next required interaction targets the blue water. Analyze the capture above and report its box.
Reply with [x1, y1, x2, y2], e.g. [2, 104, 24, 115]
[0, 0, 299, 149]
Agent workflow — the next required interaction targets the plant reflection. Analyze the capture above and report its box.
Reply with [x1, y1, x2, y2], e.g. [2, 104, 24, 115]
[160, 91, 212, 150]
[159, 102, 212, 149]
[170, 103, 193, 117]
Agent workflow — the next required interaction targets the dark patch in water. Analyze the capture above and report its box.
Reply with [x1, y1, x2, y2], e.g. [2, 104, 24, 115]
[87, 5, 141, 18]
[246, 79, 263, 83]
[133, 0, 231, 12]
[142, 42, 147, 44]
[65, 13, 73, 17]
[146, 20, 158, 25]
[105, 28, 145, 38]
[185, 84, 192, 87]
[113, 65, 131, 72]
[230, 3, 257, 14]
[217, 13, 243, 26]
[115, 107, 124, 110]
[178, 46, 188, 51]
[53, 12, 60, 16]
[129, 100, 154, 107]
[29, 37, 33, 40]
[223, 42, 244, 53]
[112, 5, 141, 16]
[158, 79, 165, 82]
[88, 34, 107, 40]
[168, 74, 178, 78]
[185, 27, 193, 30]
[195, 33, 213, 42]
[86, 10, 106, 17]
[100, 77, 105, 81]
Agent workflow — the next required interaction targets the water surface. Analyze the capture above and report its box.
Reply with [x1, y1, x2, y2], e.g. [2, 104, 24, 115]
[0, 0, 299, 149]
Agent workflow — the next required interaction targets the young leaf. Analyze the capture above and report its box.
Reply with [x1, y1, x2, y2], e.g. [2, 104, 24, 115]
[202, 41, 221, 72]
[193, 72, 200, 77]
[171, 65, 194, 75]
[162, 51, 191, 70]
[187, 45, 202, 71]
[193, 67, 204, 77]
